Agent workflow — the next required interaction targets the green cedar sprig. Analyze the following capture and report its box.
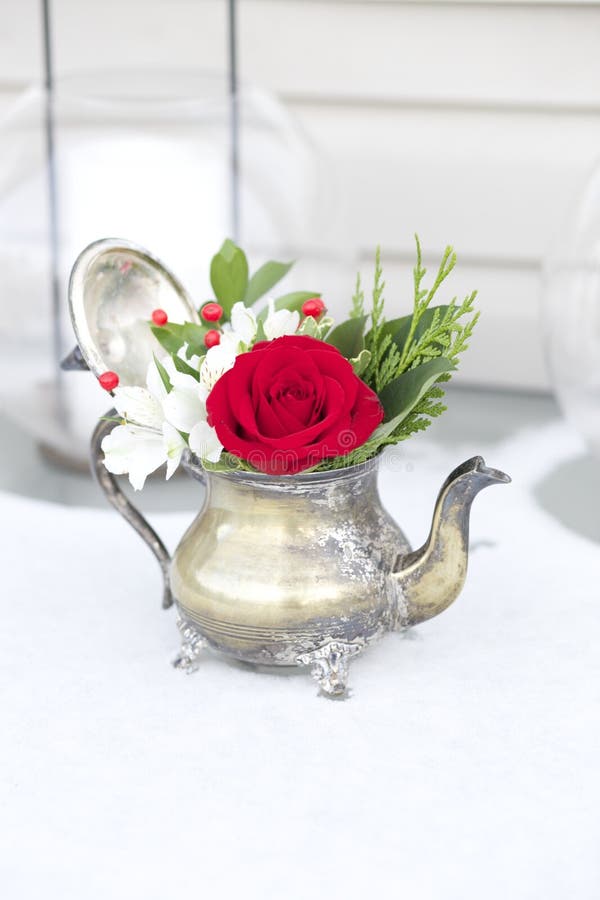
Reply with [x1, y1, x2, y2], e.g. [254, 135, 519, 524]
[316, 237, 479, 469]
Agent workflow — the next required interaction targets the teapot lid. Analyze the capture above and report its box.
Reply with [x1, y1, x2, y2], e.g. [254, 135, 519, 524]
[68, 237, 198, 385]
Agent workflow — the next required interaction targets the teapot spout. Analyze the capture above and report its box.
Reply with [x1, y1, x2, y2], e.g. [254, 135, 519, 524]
[391, 456, 510, 627]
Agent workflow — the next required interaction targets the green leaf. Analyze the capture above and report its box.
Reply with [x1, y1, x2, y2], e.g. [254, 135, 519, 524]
[243, 260, 294, 306]
[255, 317, 267, 342]
[326, 315, 368, 358]
[297, 315, 320, 337]
[172, 354, 200, 381]
[150, 324, 185, 355]
[201, 452, 259, 474]
[349, 349, 371, 377]
[376, 357, 454, 435]
[256, 291, 320, 324]
[153, 354, 173, 394]
[209, 239, 249, 315]
[181, 322, 208, 357]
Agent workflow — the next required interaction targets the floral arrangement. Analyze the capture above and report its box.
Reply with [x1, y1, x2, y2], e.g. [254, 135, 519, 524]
[99, 238, 478, 487]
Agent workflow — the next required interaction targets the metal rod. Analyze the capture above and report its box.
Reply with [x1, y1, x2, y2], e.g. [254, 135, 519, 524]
[41, 0, 62, 386]
[227, 0, 240, 242]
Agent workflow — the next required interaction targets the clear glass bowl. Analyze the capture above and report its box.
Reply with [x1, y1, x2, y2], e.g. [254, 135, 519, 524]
[543, 161, 600, 458]
[0, 69, 341, 467]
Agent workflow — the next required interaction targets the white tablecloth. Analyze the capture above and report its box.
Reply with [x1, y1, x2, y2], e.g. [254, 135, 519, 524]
[2, 419, 599, 899]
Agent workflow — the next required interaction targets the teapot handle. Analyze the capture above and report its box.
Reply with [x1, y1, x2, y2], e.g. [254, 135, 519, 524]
[90, 411, 175, 609]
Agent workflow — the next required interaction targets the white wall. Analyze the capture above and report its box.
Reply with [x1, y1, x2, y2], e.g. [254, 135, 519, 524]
[2, 0, 600, 390]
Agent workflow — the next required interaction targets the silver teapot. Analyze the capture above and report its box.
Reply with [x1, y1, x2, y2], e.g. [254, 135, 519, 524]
[68, 239, 511, 696]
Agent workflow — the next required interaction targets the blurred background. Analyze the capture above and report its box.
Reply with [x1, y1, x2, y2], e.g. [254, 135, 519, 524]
[0, 0, 599, 521]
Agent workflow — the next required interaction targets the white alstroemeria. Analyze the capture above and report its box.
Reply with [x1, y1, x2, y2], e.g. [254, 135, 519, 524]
[112, 385, 164, 430]
[102, 423, 168, 491]
[177, 343, 203, 372]
[102, 421, 188, 491]
[162, 369, 206, 433]
[102, 352, 229, 489]
[103, 359, 197, 490]
[199, 342, 237, 397]
[229, 301, 257, 348]
[263, 298, 300, 340]
[188, 420, 224, 464]
[163, 421, 187, 479]
[145, 355, 171, 402]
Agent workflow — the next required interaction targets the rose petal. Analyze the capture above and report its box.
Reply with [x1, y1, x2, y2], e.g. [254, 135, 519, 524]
[255, 394, 290, 438]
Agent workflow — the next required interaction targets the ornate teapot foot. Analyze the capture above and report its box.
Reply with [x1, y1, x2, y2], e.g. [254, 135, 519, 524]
[296, 641, 363, 697]
[172, 615, 207, 674]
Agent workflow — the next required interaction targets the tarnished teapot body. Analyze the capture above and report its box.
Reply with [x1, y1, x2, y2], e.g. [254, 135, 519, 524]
[90, 415, 509, 695]
[171, 457, 410, 666]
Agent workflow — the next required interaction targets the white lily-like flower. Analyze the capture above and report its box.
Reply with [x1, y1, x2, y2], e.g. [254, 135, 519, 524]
[102, 423, 165, 491]
[189, 420, 224, 464]
[112, 385, 164, 430]
[103, 360, 195, 490]
[228, 301, 257, 349]
[145, 355, 171, 402]
[199, 342, 237, 397]
[263, 298, 300, 340]
[102, 351, 229, 489]
[177, 343, 203, 372]
[163, 421, 187, 479]
[162, 369, 206, 433]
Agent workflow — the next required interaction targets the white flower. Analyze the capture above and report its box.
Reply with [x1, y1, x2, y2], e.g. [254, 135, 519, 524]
[103, 360, 202, 490]
[162, 371, 206, 433]
[263, 298, 300, 340]
[189, 420, 224, 464]
[228, 301, 257, 348]
[145, 356, 171, 402]
[177, 343, 202, 372]
[199, 342, 237, 396]
[102, 423, 167, 491]
[112, 385, 164, 430]
[102, 421, 187, 490]
[163, 421, 186, 479]
[102, 350, 230, 489]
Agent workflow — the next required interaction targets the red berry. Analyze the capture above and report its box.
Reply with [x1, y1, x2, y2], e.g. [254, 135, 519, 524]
[151, 308, 168, 326]
[99, 371, 119, 392]
[201, 302, 224, 322]
[204, 329, 221, 349]
[302, 297, 326, 318]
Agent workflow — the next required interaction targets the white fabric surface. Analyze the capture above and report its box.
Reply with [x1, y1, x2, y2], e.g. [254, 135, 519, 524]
[1, 420, 599, 899]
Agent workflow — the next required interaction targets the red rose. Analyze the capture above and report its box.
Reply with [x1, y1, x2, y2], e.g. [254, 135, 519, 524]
[206, 335, 384, 475]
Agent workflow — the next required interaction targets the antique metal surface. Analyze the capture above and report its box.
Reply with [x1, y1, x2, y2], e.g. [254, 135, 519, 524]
[172, 614, 207, 673]
[391, 456, 512, 626]
[89, 422, 510, 695]
[90, 411, 174, 610]
[297, 641, 364, 696]
[68, 237, 198, 384]
[171, 456, 409, 667]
